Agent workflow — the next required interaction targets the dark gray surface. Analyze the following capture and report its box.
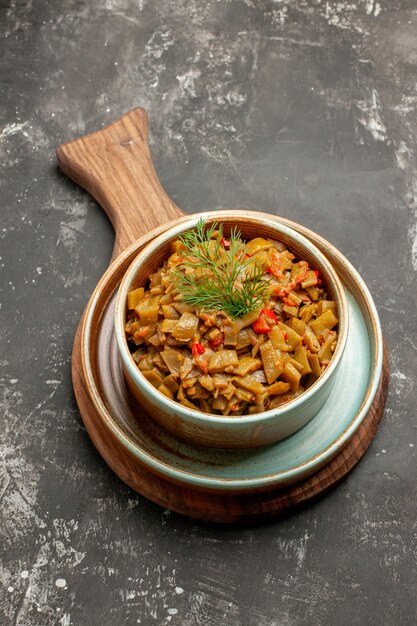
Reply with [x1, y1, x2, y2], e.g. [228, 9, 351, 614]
[1, 1, 416, 624]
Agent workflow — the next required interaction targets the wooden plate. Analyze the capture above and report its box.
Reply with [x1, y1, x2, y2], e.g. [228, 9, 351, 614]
[57, 108, 389, 523]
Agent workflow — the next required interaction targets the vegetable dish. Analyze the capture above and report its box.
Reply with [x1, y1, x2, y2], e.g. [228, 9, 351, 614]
[124, 221, 338, 416]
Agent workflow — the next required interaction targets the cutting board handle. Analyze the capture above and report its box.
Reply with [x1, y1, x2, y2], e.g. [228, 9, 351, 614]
[56, 108, 184, 258]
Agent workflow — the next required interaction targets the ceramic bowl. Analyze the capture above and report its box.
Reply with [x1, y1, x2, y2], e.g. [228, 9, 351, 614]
[114, 211, 349, 448]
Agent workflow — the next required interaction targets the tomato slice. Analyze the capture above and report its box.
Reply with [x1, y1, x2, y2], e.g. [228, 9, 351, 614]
[191, 342, 205, 357]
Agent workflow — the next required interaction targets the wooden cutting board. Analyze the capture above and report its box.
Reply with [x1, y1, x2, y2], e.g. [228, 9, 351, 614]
[56, 108, 389, 524]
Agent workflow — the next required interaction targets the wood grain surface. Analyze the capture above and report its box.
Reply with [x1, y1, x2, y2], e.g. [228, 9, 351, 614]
[57, 108, 389, 523]
[56, 107, 183, 258]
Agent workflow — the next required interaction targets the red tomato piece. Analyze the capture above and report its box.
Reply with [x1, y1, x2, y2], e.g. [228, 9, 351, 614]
[261, 308, 278, 322]
[252, 316, 272, 334]
[191, 342, 205, 357]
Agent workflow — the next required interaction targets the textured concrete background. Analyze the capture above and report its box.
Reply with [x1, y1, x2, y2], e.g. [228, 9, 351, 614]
[1, 1, 416, 625]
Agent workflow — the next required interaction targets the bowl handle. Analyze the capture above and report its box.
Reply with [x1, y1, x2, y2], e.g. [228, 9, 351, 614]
[56, 108, 184, 258]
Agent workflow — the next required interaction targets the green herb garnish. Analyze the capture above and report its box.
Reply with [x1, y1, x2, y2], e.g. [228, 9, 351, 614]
[171, 219, 270, 318]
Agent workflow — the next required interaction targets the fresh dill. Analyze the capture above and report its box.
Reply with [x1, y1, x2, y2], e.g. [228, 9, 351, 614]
[171, 219, 271, 318]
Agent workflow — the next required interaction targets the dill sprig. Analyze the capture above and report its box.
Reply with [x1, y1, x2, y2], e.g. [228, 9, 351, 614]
[171, 219, 270, 318]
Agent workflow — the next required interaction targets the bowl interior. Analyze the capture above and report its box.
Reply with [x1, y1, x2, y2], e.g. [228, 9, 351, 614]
[116, 212, 348, 422]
